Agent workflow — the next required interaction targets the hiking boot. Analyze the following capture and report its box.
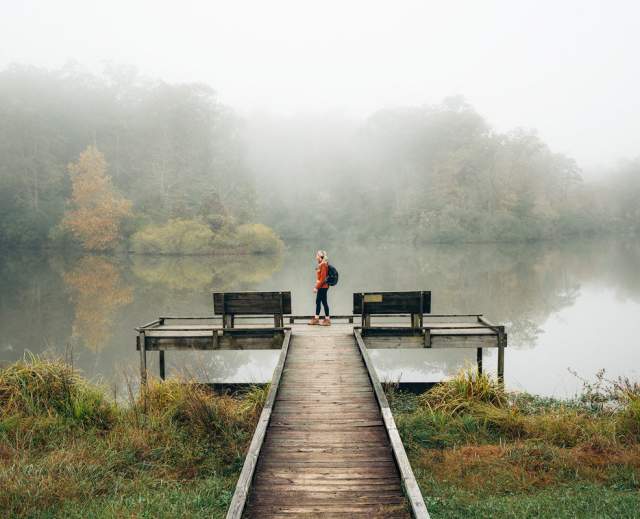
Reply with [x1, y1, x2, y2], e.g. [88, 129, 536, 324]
[308, 317, 320, 325]
[320, 317, 332, 326]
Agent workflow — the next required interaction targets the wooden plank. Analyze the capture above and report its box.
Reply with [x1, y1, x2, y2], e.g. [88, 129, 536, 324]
[225, 330, 291, 519]
[272, 405, 380, 413]
[261, 430, 389, 441]
[222, 327, 288, 336]
[213, 291, 292, 315]
[244, 504, 408, 515]
[135, 318, 161, 331]
[159, 350, 165, 380]
[364, 334, 498, 349]
[142, 327, 287, 337]
[365, 336, 425, 349]
[244, 332, 411, 518]
[249, 492, 405, 503]
[430, 334, 497, 349]
[140, 335, 281, 351]
[138, 331, 147, 386]
[423, 314, 480, 323]
[354, 330, 431, 519]
[256, 466, 398, 476]
[354, 291, 431, 315]
[360, 326, 494, 335]
[256, 460, 399, 469]
[159, 315, 218, 320]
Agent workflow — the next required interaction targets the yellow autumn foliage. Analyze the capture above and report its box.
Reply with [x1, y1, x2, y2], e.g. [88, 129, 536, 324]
[63, 146, 132, 251]
[63, 256, 133, 351]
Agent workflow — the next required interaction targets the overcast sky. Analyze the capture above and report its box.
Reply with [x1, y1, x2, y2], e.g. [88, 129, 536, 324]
[1, 0, 639, 172]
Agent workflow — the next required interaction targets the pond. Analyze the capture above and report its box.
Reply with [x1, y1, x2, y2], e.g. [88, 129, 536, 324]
[1, 238, 639, 398]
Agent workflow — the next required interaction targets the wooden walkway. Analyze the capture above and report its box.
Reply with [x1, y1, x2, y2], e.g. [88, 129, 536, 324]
[137, 292, 504, 518]
[244, 332, 411, 518]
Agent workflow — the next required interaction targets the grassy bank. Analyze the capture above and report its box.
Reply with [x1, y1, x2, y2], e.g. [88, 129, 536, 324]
[0, 357, 266, 518]
[388, 370, 640, 519]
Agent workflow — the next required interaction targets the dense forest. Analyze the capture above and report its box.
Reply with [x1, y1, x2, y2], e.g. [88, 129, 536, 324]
[250, 101, 640, 243]
[0, 64, 279, 254]
[1, 64, 638, 251]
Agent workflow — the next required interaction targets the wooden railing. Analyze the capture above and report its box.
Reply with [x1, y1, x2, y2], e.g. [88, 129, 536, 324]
[225, 330, 292, 519]
[354, 329, 431, 519]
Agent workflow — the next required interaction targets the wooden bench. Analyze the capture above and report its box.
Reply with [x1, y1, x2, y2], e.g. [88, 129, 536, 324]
[213, 291, 292, 329]
[354, 290, 431, 329]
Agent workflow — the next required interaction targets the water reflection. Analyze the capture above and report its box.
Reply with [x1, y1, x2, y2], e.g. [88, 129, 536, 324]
[369, 349, 476, 383]
[131, 253, 283, 291]
[63, 256, 133, 352]
[166, 350, 281, 384]
[0, 238, 639, 397]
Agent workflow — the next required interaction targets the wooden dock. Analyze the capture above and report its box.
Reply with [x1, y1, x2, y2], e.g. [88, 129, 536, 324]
[243, 331, 412, 518]
[137, 290, 508, 518]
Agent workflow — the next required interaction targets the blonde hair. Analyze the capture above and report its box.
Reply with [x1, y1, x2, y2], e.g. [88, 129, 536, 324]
[317, 250, 328, 262]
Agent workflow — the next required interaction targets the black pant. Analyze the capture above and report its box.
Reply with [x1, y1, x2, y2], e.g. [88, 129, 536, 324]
[315, 288, 329, 316]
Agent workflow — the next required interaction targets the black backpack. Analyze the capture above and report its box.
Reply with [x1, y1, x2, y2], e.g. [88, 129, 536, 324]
[327, 264, 339, 286]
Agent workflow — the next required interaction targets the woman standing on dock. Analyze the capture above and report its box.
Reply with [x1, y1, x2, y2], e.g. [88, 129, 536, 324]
[309, 250, 331, 326]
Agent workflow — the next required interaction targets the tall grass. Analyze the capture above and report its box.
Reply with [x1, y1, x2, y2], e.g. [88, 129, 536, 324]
[418, 368, 507, 415]
[0, 353, 114, 427]
[389, 368, 640, 519]
[0, 355, 266, 518]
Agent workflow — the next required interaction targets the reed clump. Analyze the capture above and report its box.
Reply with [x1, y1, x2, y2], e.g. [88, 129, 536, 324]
[139, 378, 268, 457]
[417, 369, 508, 415]
[0, 356, 267, 518]
[0, 354, 114, 428]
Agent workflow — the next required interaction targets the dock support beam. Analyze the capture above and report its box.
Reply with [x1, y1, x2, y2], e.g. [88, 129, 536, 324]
[138, 331, 147, 387]
[159, 351, 165, 380]
[497, 345, 504, 384]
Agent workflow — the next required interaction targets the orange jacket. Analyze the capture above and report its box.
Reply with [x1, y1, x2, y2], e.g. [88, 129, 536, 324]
[315, 261, 329, 289]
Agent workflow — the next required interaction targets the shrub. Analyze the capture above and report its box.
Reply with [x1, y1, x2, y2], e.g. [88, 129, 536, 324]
[234, 223, 284, 254]
[130, 219, 214, 254]
[130, 219, 284, 255]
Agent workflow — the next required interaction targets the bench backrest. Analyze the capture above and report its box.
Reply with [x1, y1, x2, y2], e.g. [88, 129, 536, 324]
[353, 291, 431, 315]
[353, 291, 431, 328]
[213, 291, 292, 328]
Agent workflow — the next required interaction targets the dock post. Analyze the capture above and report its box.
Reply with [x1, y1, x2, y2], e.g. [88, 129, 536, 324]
[159, 350, 165, 380]
[138, 331, 147, 387]
[497, 345, 504, 384]
[497, 326, 506, 384]
[476, 347, 483, 375]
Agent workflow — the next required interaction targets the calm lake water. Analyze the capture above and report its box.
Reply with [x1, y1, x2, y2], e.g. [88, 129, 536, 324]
[1, 238, 639, 398]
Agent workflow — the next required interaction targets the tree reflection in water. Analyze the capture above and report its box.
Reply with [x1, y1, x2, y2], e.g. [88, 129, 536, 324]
[1, 238, 639, 389]
[131, 253, 283, 291]
[63, 256, 133, 352]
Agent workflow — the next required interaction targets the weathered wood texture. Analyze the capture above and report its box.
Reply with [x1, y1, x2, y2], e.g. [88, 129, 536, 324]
[226, 331, 292, 519]
[213, 292, 292, 315]
[136, 328, 285, 351]
[243, 333, 414, 518]
[354, 330, 430, 519]
[353, 291, 431, 315]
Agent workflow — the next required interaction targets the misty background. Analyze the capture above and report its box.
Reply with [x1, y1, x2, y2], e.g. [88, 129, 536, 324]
[1, 1, 640, 250]
[0, 1, 639, 395]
